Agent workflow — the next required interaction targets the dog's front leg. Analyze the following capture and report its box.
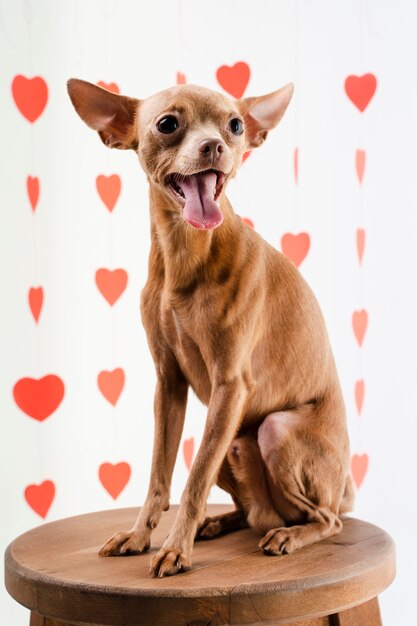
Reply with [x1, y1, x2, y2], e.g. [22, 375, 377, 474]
[149, 372, 253, 577]
[99, 375, 188, 556]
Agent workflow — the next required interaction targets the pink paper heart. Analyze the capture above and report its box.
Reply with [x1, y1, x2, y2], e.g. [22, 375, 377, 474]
[97, 81, 119, 94]
[97, 368, 125, 406]
[356, 228, 365, 265]
[12, 75, 48, 123]
[27, 176, 40, 211]
[351, 454, 369, 489]
[28, 287, 43, 323]
[344, 74, 377, 112]
[356, 149, 366, 184]
[95, 268, 128, 305]
[352, 309, 368, 346]
[13, 374, 65, 421]
[24, 480, 55, 518]
[355, 379, 365, 415]
[281, 232, 310, 267]
[216, 62, 250, 98]
[96, 174, 121, 212]
[99, 462, 131, 499]
[183, 438, 194, 471]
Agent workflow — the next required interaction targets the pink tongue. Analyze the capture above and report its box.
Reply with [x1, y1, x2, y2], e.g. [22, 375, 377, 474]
[180, 172, 223, 229]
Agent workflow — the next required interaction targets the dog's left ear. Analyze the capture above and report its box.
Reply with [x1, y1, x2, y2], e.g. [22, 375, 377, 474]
[238, 83, 294, 149]
[67, 78, 140, 150]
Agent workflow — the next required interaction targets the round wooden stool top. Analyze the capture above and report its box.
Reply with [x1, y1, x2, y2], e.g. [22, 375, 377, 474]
[5, 505, 395, 626]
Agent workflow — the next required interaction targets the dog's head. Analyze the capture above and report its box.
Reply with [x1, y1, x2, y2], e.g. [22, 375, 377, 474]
[67, 80, 293, 230]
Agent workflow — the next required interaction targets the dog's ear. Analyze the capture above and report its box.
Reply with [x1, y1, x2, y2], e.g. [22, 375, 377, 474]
[238, 83, 294, 149]
[67, 79, 140, 150]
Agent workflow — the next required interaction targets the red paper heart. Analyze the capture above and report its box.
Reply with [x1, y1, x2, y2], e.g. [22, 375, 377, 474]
[98, 368, 125, 406]
[352, 309, 368, 346]
[97, 81, 119, 94]
[355, 379, 365, 415]
[96, 174, 121, 212]
[356, 228, 365, 265]
[12, 75, 48, 123]
[216, 62, 250, 99]
[27, 176, 40, 211]
[344, 74, 377, 113]
[351, 454, 368, 489]
[176, 72, 186, 85]
[99, 462, 131, 499]
[242, 151, 251, 163]
[183, 438, 194, 471]
[294, 147, 299, 185]
[281, 232, 310, 267]
[355, 149, 366, 184]
[95, 268, 128, 305]
[24, 480, 55, 518]
[13, 374, 65, 421]
[242, 217, 254, 229]
[28, 287, 43, 323]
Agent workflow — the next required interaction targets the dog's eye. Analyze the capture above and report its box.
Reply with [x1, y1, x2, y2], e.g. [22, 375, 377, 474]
[157, 116, 179, 134]
[230, 118, 244, 135]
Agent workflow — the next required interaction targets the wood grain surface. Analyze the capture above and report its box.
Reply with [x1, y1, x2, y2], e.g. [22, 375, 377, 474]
[5, 505, 395, 626]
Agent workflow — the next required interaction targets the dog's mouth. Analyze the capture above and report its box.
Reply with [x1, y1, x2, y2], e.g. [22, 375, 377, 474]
[164, 169, 226, 230]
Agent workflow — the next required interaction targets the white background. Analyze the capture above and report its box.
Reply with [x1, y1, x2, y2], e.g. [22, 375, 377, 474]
[1, 0, 417, 624]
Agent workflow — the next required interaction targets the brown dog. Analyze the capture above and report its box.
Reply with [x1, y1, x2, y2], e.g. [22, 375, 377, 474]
[67, 78, 353, 578]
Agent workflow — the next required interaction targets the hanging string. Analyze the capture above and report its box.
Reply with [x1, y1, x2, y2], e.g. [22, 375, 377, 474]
[293, 0, 300, 229]
[22, 0, 43, 483]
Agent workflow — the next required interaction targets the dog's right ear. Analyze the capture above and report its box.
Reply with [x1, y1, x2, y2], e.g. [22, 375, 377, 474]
[67, 79, 140, 150]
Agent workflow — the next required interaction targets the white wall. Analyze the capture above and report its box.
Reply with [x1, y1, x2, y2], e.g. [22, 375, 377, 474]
[1, 1, 416, 624]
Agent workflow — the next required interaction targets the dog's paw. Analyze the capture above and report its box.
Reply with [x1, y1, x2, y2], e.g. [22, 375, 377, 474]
[196, 516, 222, 540]
[258, 527, 296, 556]
[149, 546, 191, 578]
[99, 529, 150, 557]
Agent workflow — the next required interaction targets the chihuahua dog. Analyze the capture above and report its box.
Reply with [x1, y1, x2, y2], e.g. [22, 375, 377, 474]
[67, 78, 353, 578]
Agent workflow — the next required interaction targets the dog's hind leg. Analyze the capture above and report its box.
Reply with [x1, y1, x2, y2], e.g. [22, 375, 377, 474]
[226, 434, 285, 534]
[257, 404, 348, 556]
[196, 456, 248, 539]
[197, 508, 248, 539]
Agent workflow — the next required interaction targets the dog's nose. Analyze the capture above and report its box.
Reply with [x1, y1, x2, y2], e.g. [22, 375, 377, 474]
[199, 138, 225, 158]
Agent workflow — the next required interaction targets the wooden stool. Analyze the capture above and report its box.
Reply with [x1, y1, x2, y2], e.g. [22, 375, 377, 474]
[4, 505, 395, 626]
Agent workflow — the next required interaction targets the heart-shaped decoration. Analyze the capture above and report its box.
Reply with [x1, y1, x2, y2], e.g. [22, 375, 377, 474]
[281, 232, 310, 267]
[97, 81, 119, 94]
[95, 268, 128, 305]
[28, 287, 43, 323]
[242, 150, 251, 163]
[27, 176, 40, 211]
[176, 72, 186, 85]
[352, 309, 368, 346]
[24, 480, 55, 518]
[344, 74, 377, 113]
[294, 147, 299, 185]
[351, 454, 368, 489]
[98, 368, 125, 406]
[216, 61, 250, 99]
[183, 438, 194, 471]
[12, 75, 48, 123]
[96, 174, 121, 212]
[13, 374, 65, 421]
[242, 217, 254, 229]
[356, 228, 365, 265]
[355, 379, 365, 415]
[355, 149, 366, 184]
[99, 462, 131, 499]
